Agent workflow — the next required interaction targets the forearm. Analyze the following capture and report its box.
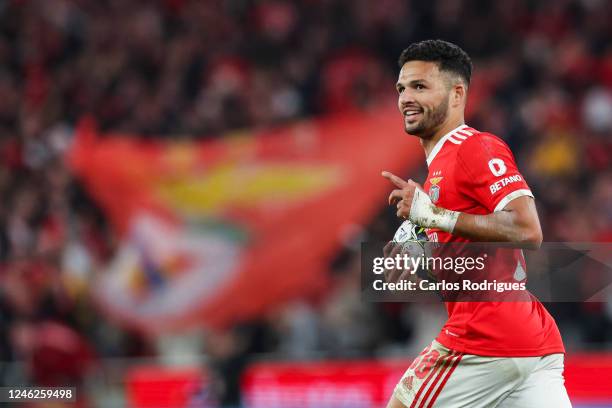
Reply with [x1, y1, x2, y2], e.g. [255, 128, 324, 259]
[409, 189, 542, 248]
[452, 211, 541, 247]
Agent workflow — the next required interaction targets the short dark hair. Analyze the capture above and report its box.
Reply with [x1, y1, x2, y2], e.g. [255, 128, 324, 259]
[398, 40, 472, 86]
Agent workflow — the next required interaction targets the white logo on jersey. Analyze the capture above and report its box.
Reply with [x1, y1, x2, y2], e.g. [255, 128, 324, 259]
[445, 329, 460, 337]
[514, 257, 527, 281]
[489, 175, 523, 194]
[488, 158, 507, 177]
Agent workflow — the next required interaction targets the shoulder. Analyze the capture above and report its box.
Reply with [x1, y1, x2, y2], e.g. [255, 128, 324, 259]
[457, 131, 512, 160]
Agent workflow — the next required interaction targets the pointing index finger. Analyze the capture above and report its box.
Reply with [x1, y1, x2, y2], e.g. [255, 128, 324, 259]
[382, 171, 409, 188]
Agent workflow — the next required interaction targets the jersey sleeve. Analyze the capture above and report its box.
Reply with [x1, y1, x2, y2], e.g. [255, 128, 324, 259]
[455, 133, 533, 213]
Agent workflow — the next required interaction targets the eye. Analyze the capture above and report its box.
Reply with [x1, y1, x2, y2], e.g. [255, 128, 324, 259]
[415, 84, 425, 90]
[397, 86, 404, 94]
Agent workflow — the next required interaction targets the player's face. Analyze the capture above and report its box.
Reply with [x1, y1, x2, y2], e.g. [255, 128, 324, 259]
[396, 61, 451, 138]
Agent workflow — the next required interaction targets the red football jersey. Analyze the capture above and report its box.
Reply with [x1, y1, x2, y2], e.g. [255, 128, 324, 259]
[423, 124, 564, 357]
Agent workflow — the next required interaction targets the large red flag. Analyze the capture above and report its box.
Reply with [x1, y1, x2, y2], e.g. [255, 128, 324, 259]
[68, 104, 421, 333]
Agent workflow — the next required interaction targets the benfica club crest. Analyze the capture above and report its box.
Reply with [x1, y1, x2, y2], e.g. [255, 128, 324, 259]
[429, 176, 443, 203]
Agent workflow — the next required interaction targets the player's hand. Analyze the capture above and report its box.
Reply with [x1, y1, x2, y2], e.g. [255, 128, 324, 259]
[382, 171, 424, 220]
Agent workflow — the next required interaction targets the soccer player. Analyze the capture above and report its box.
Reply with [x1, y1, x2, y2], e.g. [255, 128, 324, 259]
[382, 40, 571, 408]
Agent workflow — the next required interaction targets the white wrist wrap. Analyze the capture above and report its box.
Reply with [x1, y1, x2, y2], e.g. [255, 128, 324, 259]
[409, 188, 459, 233]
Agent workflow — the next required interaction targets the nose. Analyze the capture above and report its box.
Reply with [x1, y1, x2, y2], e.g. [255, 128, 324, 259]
[398, 89, 416, 108]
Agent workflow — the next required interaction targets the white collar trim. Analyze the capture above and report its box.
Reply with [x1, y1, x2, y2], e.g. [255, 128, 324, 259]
[426, 124, 468, 167]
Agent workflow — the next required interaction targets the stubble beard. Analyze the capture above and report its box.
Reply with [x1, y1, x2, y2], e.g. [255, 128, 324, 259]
[404, 97, 450, 140]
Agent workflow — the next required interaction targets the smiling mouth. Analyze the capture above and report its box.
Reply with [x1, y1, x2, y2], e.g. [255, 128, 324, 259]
[404, 111, 422, 120]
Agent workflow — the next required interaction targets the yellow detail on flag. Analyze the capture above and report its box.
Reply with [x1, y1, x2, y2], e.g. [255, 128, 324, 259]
[155, 163, 341, 216]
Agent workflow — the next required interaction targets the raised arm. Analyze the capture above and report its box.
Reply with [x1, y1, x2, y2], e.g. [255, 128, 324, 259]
[382, 171, 542, 249]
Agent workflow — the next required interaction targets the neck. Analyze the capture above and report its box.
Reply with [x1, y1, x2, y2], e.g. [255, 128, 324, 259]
[420, 117, 465, 158]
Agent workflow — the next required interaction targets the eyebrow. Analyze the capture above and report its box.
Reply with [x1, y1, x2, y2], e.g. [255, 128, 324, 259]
[396, 79, 427, 89]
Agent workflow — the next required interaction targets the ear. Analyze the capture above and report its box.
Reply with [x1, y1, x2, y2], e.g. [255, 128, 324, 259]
[451, 82, 466, 108]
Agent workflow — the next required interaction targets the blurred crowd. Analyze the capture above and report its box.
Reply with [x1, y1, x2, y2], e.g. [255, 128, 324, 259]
[0, 0, 611, 405]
